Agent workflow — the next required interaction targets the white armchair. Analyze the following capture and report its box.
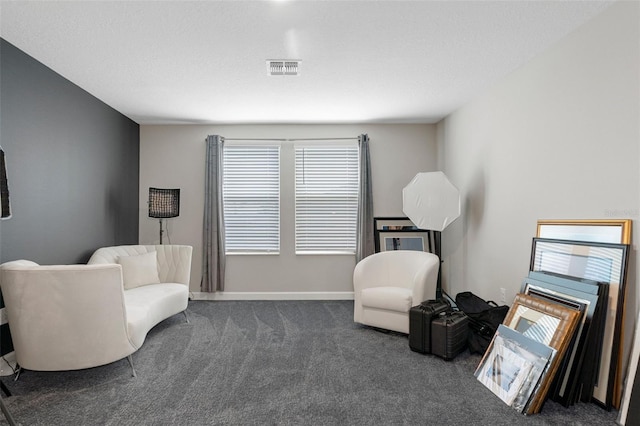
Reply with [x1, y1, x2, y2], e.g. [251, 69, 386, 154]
[353, 250, 440, 334]
[0, 261, 140, 374]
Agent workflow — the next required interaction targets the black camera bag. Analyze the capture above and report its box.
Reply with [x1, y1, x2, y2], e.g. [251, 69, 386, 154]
[454, 291, 509, 354]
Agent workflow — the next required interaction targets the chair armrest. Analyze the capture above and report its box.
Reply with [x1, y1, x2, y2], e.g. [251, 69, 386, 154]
[411, 253, 440, 304]
[155, 245, 193, 285]
[0, 264, 136, 371]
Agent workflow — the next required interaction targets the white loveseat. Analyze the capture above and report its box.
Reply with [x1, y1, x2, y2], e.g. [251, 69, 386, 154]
[0, 244, 192, 376]
[353, 250, 440, 334]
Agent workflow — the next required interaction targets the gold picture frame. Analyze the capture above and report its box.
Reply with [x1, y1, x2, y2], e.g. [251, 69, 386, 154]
[536, 219, 632, 245]
[503, 294, 581, 414]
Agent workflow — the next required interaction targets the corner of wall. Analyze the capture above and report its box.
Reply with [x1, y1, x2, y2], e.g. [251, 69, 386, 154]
[435, 119, 447, 173]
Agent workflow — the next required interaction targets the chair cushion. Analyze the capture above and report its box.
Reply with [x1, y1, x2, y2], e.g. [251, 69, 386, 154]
[124, 283, 189, 348]
[361, 286, 413, 312]
[117, 252, 160, 290]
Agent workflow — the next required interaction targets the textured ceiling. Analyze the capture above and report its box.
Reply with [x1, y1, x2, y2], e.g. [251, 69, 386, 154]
[0, 0, 614, 124]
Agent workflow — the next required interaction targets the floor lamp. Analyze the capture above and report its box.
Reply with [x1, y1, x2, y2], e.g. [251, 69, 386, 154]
[402, 172, 460, 300]
[148, 188, 180, 244]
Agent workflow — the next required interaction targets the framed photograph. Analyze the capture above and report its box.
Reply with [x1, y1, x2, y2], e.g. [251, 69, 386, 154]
[527, 270, 601, 296]
[475, 324, 556, 413]
[503, 293, 581, 413]
[373, 217, 433, 253]
[530, 238, 629, 409]
[522, 278, 598, 405]
[509, 304, 561, 345]
[379, 232, 427, 252]
[504, 294, 579, 349]
[536, 219, 632, 245]
[477, 336, 535, 406]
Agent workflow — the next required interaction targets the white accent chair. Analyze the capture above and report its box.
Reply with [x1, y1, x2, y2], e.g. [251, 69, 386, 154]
[0, 245, 192, 377]
[353, 250, 440, 334]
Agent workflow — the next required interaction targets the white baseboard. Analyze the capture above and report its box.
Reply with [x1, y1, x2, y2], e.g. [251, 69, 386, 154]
[190, 291, 354, 301]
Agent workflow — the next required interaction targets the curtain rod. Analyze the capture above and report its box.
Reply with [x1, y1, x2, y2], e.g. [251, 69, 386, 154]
[221, 137, 359, 142]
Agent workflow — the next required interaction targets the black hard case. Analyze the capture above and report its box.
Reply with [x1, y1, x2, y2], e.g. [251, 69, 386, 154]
[431, 311, 469, 360]
[409, 299, 450, 354]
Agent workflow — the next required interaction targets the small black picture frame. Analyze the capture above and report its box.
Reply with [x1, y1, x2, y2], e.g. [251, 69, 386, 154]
[373, 217, 433, 253]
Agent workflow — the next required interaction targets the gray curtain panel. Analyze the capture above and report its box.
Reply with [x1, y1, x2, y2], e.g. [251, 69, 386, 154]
[356, 134, 374, 262]
[201, 135, 226, 292]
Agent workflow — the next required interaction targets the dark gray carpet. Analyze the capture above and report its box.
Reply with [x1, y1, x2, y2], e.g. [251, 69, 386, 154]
[0, 301, 618, 425]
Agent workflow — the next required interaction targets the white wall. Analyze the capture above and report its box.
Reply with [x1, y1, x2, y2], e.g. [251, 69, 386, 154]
[140, 124, 437, 295]
[437, 0, 639, 388]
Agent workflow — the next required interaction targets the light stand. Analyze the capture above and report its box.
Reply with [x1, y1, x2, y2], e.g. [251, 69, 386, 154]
[148, 188, 180, 244]
[158, 218, 165, 244]
[433, 230, 442, 299]
[402, 172, 460, 300]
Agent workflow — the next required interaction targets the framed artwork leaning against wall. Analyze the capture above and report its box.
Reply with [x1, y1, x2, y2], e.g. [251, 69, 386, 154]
[530, 237, 629, 409]
[373, 217, 433, 253]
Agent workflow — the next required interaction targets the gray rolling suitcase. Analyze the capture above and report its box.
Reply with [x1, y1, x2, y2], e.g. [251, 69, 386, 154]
[409, 299, 450, 354]
[431, 311, 469, 360]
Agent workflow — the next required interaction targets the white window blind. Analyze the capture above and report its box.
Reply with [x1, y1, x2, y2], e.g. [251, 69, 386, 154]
[295, 145, 359, 253]
[223, 145, 280, 253]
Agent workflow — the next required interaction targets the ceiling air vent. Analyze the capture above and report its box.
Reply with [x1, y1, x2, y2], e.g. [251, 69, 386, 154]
[267, 60, 301, 76]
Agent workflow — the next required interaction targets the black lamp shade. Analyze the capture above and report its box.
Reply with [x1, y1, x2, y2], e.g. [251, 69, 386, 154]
[148, 188, 180, 218]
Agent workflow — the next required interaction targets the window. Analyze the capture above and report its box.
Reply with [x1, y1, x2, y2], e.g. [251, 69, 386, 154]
[223, 145, 280, 253]
[295, 144, 359, 253]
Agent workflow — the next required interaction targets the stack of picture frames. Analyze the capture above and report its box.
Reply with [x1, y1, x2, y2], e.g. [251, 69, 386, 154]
[372, 217, 434, 253]
[521, 271, 607, 408]
[475, 293, 581, 414]
[475, 219, 632, 414]
[535, 219, 632, 410]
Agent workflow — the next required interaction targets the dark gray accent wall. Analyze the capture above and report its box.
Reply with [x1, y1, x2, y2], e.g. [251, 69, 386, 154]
[0, 39, 139, 265]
